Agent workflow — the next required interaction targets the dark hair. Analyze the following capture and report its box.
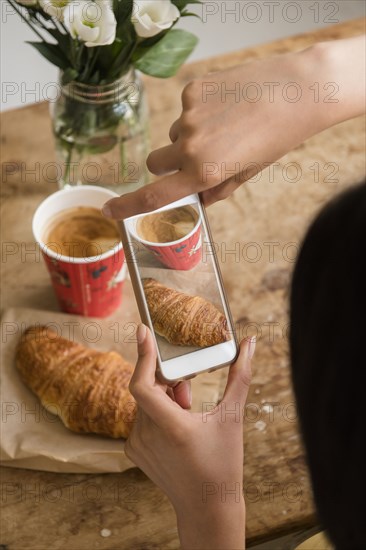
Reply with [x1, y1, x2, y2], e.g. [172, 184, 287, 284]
[290, 182, 366, 550]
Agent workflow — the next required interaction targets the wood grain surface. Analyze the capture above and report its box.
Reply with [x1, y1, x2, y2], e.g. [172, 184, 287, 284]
[1, 18, 365, 550]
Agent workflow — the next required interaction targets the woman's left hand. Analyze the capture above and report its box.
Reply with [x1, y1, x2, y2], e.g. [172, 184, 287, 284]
[125, 324, 255, 550]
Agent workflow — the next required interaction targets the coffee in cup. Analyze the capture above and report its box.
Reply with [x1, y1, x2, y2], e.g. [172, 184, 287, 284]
[136, 206, 199, 244]
[44, 206, 120, 258]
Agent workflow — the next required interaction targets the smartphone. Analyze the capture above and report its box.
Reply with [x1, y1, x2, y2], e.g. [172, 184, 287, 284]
[119, 193, 238, 381]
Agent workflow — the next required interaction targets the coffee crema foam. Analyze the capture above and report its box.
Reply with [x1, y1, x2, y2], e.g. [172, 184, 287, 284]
[137, 206, 198, 244]
[44, 206, 120, 258]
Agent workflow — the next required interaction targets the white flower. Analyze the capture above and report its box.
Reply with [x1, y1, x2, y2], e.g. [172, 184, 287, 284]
[16, 0, 38, 6]
[64, 0, 117, 47]
[39, 0, 70, 20]
[132, 0, 180, 38]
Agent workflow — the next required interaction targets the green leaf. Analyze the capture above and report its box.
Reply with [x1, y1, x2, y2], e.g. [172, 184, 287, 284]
[44, 27, 70, 51]
[134, 30, 198, 78]
[26, 41, 69, 70]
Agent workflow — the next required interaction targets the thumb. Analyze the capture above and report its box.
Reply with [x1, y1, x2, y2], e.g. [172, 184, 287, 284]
[129, 324, 177, 424]
[135, 323, 157, 386]
[221, 337, 256, 407]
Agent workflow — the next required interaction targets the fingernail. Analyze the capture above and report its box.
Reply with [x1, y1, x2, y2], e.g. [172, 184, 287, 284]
[102, 202, 112, 218]
[248, 336, 256, 360]
[188, 384, 192, 407]
[136, 323, 147, 344]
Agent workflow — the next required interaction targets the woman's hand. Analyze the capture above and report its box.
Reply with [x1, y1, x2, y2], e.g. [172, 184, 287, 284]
[125, 324, 255, 550]
[102, 36, 365, 220]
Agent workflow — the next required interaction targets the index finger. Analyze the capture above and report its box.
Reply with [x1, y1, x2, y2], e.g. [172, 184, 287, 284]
[102, 171, 199, 220]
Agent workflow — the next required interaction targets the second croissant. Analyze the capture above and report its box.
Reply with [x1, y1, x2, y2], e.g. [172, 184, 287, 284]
[143, 278, 231, 347]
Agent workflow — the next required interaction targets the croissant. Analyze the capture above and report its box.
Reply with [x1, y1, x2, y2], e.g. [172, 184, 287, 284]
[15, 326, 136, 439]
[143, 278, 230, 347]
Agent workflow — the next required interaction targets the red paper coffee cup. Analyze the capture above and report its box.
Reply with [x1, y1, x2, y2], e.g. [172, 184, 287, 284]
[32, 186, 126, 318]
[126, 207, 202, 270]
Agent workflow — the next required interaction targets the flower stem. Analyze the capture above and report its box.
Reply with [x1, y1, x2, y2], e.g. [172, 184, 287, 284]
[84, 47, 101, 82]
[76, 43, 86, 72]
[63, 143, 74, 185]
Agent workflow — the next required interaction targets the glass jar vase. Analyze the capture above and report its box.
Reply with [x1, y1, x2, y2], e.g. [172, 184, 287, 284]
[51, 68, 149, 194]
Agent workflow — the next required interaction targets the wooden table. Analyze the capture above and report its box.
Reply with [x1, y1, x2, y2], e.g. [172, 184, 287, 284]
[1, 18, 365, 550]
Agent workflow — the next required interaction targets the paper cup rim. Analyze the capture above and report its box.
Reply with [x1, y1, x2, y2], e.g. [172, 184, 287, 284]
[39, 242, 123, 264]
[33, 186, 123, 265]
[127, 207, 201, 248]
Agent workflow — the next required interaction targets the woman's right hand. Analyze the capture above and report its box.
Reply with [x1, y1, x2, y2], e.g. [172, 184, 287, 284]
[103, 35, 365, 221]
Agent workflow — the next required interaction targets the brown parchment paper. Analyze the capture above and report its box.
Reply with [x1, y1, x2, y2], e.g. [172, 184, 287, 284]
[0, 306, 226, 473]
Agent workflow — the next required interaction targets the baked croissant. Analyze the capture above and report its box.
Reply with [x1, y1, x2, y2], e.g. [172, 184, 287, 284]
[143, 278, 230, 347]
[15, 326, 136, 439]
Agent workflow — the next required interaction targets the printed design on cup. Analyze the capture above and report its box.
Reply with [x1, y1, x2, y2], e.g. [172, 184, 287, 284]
[42, 247, 126, 317]
[188, 235, 202, 257]
[175, 244, 187, 253]
[49, 259, 72, 288]
[89, 265, 108, 279]
[144, 225, 201, 271]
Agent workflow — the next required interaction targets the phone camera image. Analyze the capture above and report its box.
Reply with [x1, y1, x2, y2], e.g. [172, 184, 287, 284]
[124, 199, 234, 363]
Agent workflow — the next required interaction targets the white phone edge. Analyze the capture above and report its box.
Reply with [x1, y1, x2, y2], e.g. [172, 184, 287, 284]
[119, 193, 239, 382]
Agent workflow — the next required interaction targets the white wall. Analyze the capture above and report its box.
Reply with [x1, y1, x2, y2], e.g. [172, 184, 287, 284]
[1, 0, 364, 111]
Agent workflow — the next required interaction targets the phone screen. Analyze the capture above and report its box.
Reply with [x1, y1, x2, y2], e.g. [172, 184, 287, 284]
[122, 194, 236, 369]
